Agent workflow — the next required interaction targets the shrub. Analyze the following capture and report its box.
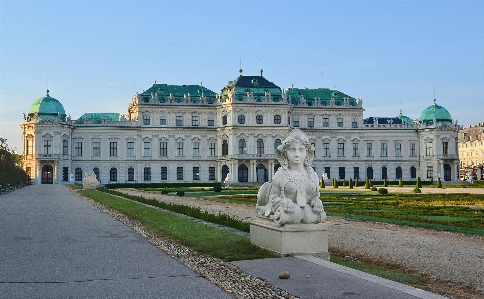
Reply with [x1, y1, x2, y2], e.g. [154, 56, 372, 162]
[343, 179, 347, 187]
[371, 186, 377, 191]
[333, 178, 338, 188]
[398, 177, 403, 187]
[369, 179, 373, 187]
[364, 178, 370, 189]
[417, 177, 422, 188]
[413, 187, 421, 193]
[213, 186, 223, 192]
[320, 179, 325, 188]
[436, 177, 442, 188]
[354, 177, 359, 187]
[161, 189, 170, 194]
[349, 178, 353, 189]
[378, 188, 388, 194]
[176, 191, 185, 196]
[383, 178, 388, 187]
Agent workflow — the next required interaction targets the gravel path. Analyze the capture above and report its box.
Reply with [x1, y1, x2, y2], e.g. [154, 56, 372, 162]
[118, 188, 484, 299]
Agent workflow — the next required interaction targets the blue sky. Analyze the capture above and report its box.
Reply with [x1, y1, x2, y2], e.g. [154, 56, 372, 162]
[1, 0, 483, 152]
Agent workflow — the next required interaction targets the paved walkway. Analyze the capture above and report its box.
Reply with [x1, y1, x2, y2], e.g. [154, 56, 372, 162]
[0, 185, 231, 299]
[0, 184, 449, 299]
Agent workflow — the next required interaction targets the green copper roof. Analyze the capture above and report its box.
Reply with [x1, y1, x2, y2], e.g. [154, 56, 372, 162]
[76, 113, 125, 123]
[286, 88, 357, 106]
[140, 84, 217, 103]
[396, 110, 413, 124]
[29, 91, 66, 119]
[419, 100, 452, 125]
[221, 75, 282, 102]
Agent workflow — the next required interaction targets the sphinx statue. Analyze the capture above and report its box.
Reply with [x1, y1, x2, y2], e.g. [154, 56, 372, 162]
[257, 128, 326, 225]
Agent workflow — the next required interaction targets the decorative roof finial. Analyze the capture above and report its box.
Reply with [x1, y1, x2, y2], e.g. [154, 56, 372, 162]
[46, 89, 50, 96]
[433, 98, 437, 105]
[260, 68, 263, 77]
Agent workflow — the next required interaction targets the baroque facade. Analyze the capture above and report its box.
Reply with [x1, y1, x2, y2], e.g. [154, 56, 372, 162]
[21, 73, 460, 185]
[458, 123, 484, 179]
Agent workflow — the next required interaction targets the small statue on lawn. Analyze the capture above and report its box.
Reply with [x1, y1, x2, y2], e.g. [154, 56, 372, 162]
[257, 128, 326, 225]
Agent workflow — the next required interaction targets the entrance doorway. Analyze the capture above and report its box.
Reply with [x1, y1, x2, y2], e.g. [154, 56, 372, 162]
[444, 164, 451, 181]
[238, 164, 248, 182]
[42, 165, 54, 184]
[221, 165, 229, 182]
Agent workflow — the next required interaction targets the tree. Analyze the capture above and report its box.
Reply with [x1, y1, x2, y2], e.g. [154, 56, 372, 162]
[0, 138, 27, 186]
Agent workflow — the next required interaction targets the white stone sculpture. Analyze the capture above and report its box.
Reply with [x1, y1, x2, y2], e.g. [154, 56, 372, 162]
[83, 172, 100, 190]
[257, 128, 326, 225]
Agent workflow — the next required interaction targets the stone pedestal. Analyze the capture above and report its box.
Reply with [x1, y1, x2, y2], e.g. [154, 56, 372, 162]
[250, 218, 329, 260]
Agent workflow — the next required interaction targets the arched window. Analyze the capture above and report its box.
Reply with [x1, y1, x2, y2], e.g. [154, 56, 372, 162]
[238, 114, 245, 124]
[128, 167, 135, 181]
[222, 140, 229, 156]
[366, 167, 373, 179]
[93, 167, 100, 182]
[239, 139, 246, 154]
[396, 167, 402, 179]
[222, 165, 229, 182]
[274, 115, 281, 124]
[238, 164, 248, 182]
[256, 115, 263, 124]
[257, 139, 264, 154]
[410, 166, 417, 179]
[381, 166, 388, 180]
[144, 167, 151, 181]
[110, 168, 117, 182]
[274, 139, 282, 155]
[256, 164, 268, 182]
[222, 115, 227, 125]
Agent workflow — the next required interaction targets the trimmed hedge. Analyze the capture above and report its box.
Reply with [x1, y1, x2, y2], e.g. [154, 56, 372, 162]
[105, 182, 222, 189]
[473, 180, 484, 186]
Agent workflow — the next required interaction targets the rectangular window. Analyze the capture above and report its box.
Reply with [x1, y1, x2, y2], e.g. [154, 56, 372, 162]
[143, 142, 151, 156]
[339, 167, 345, 179]
[323, 143, 330, 157]
[27, 140, 33, 155]
[443, 142, 448, 155]
[62, 140, 68, 156]
[426, 142, 433, 156]
[160, 142, 167, 157]
[193, 167, 200, 181]
[293, 118, 299, 127]
[380, 143, 387, 157]
[92, 141, 100, 156]
[192, 116, 199, 126]
[410, 143, 416, 157]
[366, 143, 373, 157]
[43, 140, 51, 155]
[177, 167, 184, 180]
[353, 167, 360, 179]
[427, 166, 434, 179]
[351, 119, 358, 128]
[127, 142, 135, 156]
[323, 118, 329, 127]
[193, 142, 199, 157]
[109, 142, 117, 157]
[160, 116, 166, 126]
[324, 167, 331, 179]
[75, 142, 82, 157]
[176, 115, 183, 126]
[308, 118, 314, 128]
[352, 143, 359, 157]
[337, 142, 344, 157]
[160, 167, 167, 180]
[208, 117, 214, 126]
[337, 118, 343, 128]
[143, 115, 150, 125]
[176, 142, 183, 156]
[209, 143, 215, 156]
[209, 167, 215, 180]
[395, 143, 402, 157]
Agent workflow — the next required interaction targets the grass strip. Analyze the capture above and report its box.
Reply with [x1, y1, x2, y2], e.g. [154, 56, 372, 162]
[99, 187, 250, 232]
[78, 189, 275, 261]
[330, 256, 427, 285]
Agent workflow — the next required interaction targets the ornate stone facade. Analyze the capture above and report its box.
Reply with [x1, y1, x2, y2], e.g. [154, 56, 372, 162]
[21, 74, 460, 185]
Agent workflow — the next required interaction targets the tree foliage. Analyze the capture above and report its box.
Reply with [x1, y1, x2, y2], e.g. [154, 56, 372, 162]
[0, 138, 28, 186]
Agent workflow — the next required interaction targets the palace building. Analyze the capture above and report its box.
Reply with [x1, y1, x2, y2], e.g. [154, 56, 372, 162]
[21, 72, 460, 185]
